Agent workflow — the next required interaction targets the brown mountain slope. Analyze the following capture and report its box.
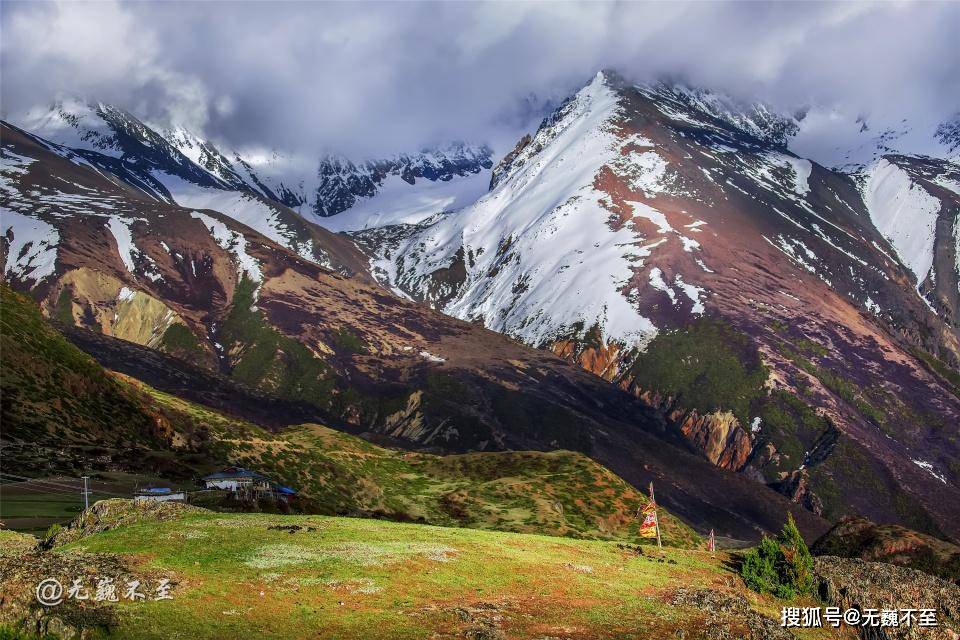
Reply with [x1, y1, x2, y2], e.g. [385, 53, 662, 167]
[1, 121, 829, 541]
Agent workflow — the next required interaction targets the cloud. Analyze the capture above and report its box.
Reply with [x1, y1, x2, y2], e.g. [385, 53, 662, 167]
[2, 1, 958, 160]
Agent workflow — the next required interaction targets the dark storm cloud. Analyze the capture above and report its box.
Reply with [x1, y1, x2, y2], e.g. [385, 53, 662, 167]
[2, 1, 958, 158]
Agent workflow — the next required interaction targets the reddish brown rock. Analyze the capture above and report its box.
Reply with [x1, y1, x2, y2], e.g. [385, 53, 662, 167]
[674, 409, 753, 471]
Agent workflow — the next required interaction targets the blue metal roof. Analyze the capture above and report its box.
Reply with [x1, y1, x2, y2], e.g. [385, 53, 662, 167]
[140, 487, 173, 494]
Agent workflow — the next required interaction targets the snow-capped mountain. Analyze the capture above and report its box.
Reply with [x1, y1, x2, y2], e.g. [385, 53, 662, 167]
[10, 99, 494, 251]
[351, 71, 960, 538]
[163, 127, 494, 229]
[856, 154, 960, 320]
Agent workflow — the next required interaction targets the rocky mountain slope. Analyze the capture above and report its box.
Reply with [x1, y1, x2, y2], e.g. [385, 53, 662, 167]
[353, 71, 960, 541]
[813, 517, 960, 584]
[1, 121, 828, 541]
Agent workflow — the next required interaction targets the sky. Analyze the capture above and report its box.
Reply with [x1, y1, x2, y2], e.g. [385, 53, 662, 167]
[1, 1, 958, 162]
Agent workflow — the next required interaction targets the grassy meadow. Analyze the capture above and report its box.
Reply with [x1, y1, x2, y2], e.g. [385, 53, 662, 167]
[2, 509, 845, 640]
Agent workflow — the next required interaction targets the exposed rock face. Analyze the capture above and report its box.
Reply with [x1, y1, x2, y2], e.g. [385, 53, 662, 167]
[777, 470, 826, 516]
[0, 549, 126, 639]
[550, 339, 623, 381]
[0, 502, 197, 640]
[489, 133, 532, 190]
[313, 144, 494, 217]
[357, 71, 960, 538]
[1, 122, 834, 541]
[673, 409, 752, 471]
[813, 556, 960, 639]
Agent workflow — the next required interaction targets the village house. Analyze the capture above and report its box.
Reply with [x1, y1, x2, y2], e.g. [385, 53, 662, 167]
[201, 467, 296, 502]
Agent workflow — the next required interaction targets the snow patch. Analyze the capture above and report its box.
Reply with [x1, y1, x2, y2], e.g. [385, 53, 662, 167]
[419, 350, 445, 363]
[911, 459, 947, 485]
[106, 217, 137, 273]
[1, 210, 59, 284]
[861, 159, 941, 283]
[190, 211, 263, 283]
[117, 286, 137, 303]
[674, 274, 706, 314]
[629, 201, 673, 233]
[612, 151, 669, 197]
[160, 175, 316, 262]
[648, 267, 676, 305]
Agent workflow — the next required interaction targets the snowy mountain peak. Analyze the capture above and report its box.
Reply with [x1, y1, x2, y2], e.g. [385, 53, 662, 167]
[312, 143, 494, 218]
[638, 82, 800, 149]
[935, 113, 960, 160]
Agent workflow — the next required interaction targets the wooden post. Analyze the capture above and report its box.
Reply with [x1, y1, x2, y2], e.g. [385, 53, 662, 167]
[649, 482, 662, 550]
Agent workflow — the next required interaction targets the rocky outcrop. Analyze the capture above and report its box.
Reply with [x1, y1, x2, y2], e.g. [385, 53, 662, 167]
[813, 556, 960, 639]
[669, 587, 793, 639]
[46, 499, 208, 548]
[551, 336, 756, 472]
[673, 409, 753, 471]
[776, 469, 825, 516]
[550, 339, 623, 381]
[0, 549, 126, 639]
[489, 133, 532, 189]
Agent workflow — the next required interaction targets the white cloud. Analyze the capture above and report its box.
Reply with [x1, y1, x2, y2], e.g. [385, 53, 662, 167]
[1, 1, 957, 160]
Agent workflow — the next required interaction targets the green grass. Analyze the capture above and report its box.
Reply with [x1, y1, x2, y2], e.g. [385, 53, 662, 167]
[197, 420, 700, 547]
[0, 285, 160, 451]
[218, 276, 337, 402]
[4, 364, 699, 547]
[41, 510, 773, 640]
[911, 347, 960, 398]
[753, 390, 834, 481]
[158, 324, 205, 363]
[777, 343, 887, 428]
[331, 327, 368, 354]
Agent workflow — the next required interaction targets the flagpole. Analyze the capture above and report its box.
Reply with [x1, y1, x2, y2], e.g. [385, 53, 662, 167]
[649, 481, 662, 550]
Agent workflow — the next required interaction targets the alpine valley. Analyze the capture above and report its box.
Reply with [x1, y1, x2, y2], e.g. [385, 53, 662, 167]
[3, 70, 959, 550]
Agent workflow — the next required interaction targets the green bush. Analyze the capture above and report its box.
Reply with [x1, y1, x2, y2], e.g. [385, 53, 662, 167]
[741, 513, 815, 599]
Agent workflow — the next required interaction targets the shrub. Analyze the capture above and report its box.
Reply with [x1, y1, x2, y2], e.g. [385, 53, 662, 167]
[43, 523, 63, 543]
[741, 513, 815, 599]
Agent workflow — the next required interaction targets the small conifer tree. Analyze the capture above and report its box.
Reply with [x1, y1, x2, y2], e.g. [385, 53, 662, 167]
[740, 513, 815, 598]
